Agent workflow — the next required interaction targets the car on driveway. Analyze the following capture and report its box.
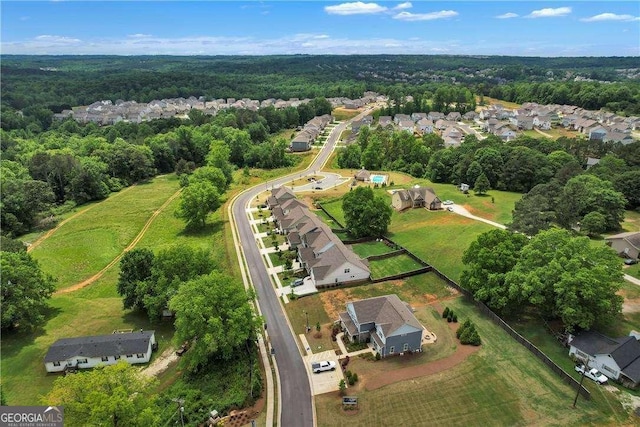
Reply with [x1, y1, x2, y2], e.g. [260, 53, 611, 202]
[624, 258, 638, 265]
[447, 206, 454, 212]
[442, 200, 454, 205]
[291, 277, 305, 287]
[575, 364, 608, 384]
[312, 361, 336, 373]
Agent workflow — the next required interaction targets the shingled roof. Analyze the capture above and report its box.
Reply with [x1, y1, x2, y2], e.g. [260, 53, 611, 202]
[348, 295, 422, 337]
[44, 331, 155, 362]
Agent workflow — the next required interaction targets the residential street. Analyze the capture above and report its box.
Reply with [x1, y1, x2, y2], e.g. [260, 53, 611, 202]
[230, 107, 374, 427]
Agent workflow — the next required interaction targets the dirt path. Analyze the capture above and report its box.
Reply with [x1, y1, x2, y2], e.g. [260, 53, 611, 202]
[365, 339, 481, 391]
[27, 185, 138, 253]
[534, 128, 554, 138]
[55, 188, 182, 295]
[141, 347, 179, 377]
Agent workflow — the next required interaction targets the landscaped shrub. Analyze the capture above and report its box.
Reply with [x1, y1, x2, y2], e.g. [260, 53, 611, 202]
[375, 352, 381, 361]
[339, 379, 346, 396]
[452, 313, 458, 323]
[457, 319, 481, 346]
[352, 373, 358, 383]
[442, 307, 450, 318]
[447, 312, 454, 322]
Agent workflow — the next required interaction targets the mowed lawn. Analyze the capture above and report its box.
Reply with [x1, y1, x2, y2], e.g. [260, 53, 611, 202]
[350, 241, 395, 258]
[318, 199, 346, 228]
[29, 175, 181, 289]
[3, 174, 227, 406]
[315, 296, 630, 426]
[368, 254, 423, 279]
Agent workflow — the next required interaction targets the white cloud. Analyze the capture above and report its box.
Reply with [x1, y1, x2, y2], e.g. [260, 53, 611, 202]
[581, 13, 639, 22]
[495, 13, 518, 19]
[393, 10, 458, 22]
[324, 2, 387, 15]
[394, 2, 412, 10]
[526, 7, 571, 18]
[314, 34, 330, 39]
[34, 35, 81, 43]
[128, 34, 152, 38]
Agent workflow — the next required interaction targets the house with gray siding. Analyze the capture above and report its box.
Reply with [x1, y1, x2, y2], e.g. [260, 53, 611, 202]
[339, 294, 424, 357]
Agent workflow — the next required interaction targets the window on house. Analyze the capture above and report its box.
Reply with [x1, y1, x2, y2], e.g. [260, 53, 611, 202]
[403, 343, 409, 352]
[114, 355, 121, 360]
[344, 268, 350, 273]
[101, 356, 109, 362]
[126, 354, 133, 358]
[78, 359, 88, 364]
[602, 365, 617, 375]
[576, 350, 588, 359]
[137, 354, 145, 359]
[53, 362, 61, 367]
[389, 346, 395, 354]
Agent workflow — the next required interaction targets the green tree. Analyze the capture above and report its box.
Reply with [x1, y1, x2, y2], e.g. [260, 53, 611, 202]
[473, 172, 490, 195]
[509, 181, 562, 236]
[175, 181, 221, 229]
[613, 170, 640, 210]
[580, 211, 607, 237]
[189, 165, 228, 193]
[556, 174, 626, 232]
[337, 144, 362, 169]
[117, 248, 155, 311]
[342, 187, 392, 238]
[461, 230, 529, 313]
[138, 245, 215, 321]
[505, 229, 623, 331]
[169, 272, 260, 372]
[1, 251, 56, 330]
[0, 177, 55, 236]
[44, 361, 160, 427]
[466, 161, 483, 185]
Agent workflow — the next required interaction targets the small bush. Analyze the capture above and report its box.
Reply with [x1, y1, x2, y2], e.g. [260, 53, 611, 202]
[457, 319, 472, 339]
[458, 319, 481, 346]
[339, 379, 346, 396]
[447, 312, 453, 323]
[352, 373, 358, 383]
[442, 307, 450, 318]
[375, 352, 381, 361]
[452, 314, 458, 323]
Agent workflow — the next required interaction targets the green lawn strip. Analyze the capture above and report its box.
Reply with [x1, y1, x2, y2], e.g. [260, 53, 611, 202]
[390, 214, 494, 282]
[368, 254, 423, 279]
[283, 294, 337, 354]
[262, 233, 287, 248]
[318, 199, 346, 228]
[625, 264, 640, 279]
[350, 241, 395, 258]
[30, 175, 180, 289]
[619, 210, 640, 232]
[344, 274, 453, 306]
[268, 251, 284, 267]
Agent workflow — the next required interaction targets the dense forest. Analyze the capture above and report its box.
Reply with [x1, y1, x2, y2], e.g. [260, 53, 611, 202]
[2, 55, 639, 129]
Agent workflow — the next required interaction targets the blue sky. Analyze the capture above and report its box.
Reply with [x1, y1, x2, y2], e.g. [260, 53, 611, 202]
[2, 1, 639, 56]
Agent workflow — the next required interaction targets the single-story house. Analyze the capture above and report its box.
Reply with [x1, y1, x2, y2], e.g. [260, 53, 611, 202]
[605, 231, 640, 259]
[568, 331, 640, 389]
[44, 331, 156, 373]
[354, 169, 370, 181]
[392, 187, 440, 211]
[339, 294, 423, 358]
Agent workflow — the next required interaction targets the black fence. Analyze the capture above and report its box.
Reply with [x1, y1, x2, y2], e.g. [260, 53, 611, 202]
[371, 267, 433, 283]
[366, 249, 406, 261]
[316, 203, 345, 229]
[430, 268, 591, 400]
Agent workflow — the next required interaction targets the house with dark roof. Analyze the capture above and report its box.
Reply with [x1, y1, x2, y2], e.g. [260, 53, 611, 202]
[605, 231, 640, 259]
[267, 186, 296, 209]
[339, 294, 424, 357]
[44, 331, 156, 373]
[354, 169, 370, 182]
[568, 331, 640, 388]
[392, 187, 441, 211]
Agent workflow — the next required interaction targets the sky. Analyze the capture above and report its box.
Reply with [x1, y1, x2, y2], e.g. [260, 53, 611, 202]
[1, 1, 639, 56]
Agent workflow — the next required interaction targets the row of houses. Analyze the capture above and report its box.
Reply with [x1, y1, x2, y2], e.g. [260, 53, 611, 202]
[54, 92, 386, 126]
[290, 115, 333, 152]
[267, 187, 370, 287]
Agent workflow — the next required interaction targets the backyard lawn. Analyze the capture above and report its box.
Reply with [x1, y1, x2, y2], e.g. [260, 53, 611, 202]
[350, 240, 396, 258]
[368, 254, 424, 279]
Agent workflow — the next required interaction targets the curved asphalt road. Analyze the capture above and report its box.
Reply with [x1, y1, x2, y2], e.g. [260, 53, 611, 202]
[231, 107, 374, 427]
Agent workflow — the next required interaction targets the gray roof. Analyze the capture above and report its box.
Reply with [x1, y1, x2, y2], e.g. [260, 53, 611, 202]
[271, 186, 296, 203]
[605, 232, 640, 251]
[348, 295, 422, 337]
[570, 331, 640, 382]
[44, 331, 155, 362]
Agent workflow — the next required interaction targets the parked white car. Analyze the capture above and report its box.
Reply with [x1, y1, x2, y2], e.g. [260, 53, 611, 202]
[311, 361, 336, 373]
[442, 200, 454, 205]
[575, 364, 608, 384]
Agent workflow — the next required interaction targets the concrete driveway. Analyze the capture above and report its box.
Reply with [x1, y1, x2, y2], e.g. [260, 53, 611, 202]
[305, 350, 343, 395]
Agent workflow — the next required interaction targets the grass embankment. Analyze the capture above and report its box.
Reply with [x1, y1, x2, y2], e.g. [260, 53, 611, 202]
[368, 255, 423, 279]
[29, 175, 180, 290]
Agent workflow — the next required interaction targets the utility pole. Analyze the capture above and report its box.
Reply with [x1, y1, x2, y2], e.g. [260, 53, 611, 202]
[303, 310, 310, 333]
[573, 362, 587, 408]
[171, 398, 185, 427]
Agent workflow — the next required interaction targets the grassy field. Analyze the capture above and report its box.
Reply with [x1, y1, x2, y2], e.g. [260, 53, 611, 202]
[283, 294, 337, 354]
[368, 254, 424, 279]
[28, 175, 181, 289]
[350, 241, 395, 258]
[316, 295, 630, 426]
[626, 263, 640, 279]
[3, 174, 227, 406]
[332, 108, 361, 121]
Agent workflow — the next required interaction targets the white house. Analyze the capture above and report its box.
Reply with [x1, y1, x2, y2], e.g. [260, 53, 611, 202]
[44, 331, 156, 373]
[569, 331, 640, 389]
